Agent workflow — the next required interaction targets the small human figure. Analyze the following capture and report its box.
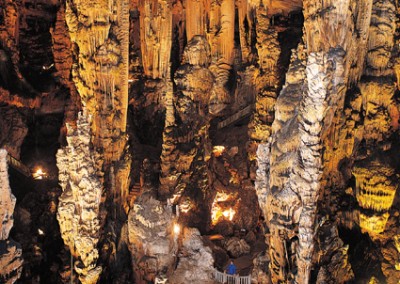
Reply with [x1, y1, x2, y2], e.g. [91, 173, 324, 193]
[226, 260, 237, 275]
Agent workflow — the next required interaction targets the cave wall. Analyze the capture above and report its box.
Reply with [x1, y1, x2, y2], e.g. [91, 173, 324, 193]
[0, 0, 399, 283]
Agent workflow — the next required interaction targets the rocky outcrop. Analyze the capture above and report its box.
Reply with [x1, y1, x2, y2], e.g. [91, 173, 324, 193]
[127, 194, 178, 283]
[0, 149, 23, 284]
[169, 228, 215, 284]
[56, 112, 103, 284]
[224, 237, 251, 258]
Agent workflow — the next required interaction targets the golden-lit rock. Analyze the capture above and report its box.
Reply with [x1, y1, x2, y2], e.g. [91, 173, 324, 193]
[65, 0, 129, 162]
[353, 157, 397, 213]
[359, 212, 390, 235]
[139, 0, 172, 79]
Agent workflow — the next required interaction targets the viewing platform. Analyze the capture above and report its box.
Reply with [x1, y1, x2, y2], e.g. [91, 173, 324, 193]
[214, 269, 251, 284]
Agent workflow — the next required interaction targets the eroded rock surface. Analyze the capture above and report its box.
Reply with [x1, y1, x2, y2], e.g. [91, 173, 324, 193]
[127, 193, 178, 283]
[0, 149, 23, 283]
[169, 228, 215, 284]
[56, 112, 103, 284]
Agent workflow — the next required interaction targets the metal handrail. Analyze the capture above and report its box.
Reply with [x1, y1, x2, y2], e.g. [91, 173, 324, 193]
[214, 269, 251, 284]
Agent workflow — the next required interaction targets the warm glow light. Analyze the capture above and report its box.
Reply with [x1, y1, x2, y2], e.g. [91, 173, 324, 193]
[212, 146, 225, 157]
[222, 208, 235, 221]
[38, 229, 44, 236]
[32, 167, 47, 180]
[211, 192, 237, 225]
[173, 223, 181, 235]
[180, 200, 192, 213]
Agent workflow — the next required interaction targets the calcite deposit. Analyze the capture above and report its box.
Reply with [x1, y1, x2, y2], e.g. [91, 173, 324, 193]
[127, 194, 178, 283]
[56, 112, 103, 284]
[0, 0, 399, 283]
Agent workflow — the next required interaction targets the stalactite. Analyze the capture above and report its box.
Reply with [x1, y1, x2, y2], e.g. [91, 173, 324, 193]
[139, 0, 173, 79]
[236, 0, 253, 64]
[186, 0, 206, 41]
[65, 0, 130, 162]
[207, 0, 234, 115]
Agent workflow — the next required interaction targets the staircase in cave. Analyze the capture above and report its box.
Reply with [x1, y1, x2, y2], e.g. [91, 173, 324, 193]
[217, 104, 253, 129]
[6, 153, 31, 177]
[125, 182, 141, 211]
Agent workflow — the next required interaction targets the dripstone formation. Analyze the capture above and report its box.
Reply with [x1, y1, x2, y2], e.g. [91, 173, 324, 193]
[0, 0, 399, 283]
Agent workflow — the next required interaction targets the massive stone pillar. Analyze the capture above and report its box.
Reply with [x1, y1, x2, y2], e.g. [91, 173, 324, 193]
[259, 1, 364, 282]
[58, 1, 131, 282]
[57, 113, 103, 284]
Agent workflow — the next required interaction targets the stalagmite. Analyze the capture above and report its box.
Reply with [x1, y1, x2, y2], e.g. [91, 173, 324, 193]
[56, 112, 103, 284]
[128, 195, 178, 282]
[160, 36, 213, 230]
[260, 0, 359, 282]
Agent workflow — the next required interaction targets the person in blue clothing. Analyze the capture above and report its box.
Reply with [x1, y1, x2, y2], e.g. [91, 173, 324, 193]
[227, 260, 237, 275]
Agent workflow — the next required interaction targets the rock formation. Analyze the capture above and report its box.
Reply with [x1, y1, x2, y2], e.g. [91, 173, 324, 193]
[0, 149, 23, 283]
[169, 228, 215, 284]
[56, 112, 103, 283]
[160, 35, 214, 230]
[127, 193, 178, 283]
[0, 0, 400, 283]
[65, 0, 130, 162]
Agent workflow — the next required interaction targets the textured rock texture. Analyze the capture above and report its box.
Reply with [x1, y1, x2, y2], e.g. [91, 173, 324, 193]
[56, 112, 103, 284]
[127, 193, 178, 283]
[1, 0, 400, 283]
[169, 228, 215, 284]
[65, 0, 129, 162]
[0, 149, 23, 283]
[159, 35, 213, 230]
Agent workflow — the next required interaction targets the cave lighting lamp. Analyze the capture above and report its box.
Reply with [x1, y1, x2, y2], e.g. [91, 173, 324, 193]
[212, 145, 225, 157]
[173, 223, 181, 235]
[32, 167, 47, 180]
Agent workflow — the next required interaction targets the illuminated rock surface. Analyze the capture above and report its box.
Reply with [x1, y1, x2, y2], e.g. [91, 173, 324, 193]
[56, 112, 103, 284]
[0, 0, 399, 283]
